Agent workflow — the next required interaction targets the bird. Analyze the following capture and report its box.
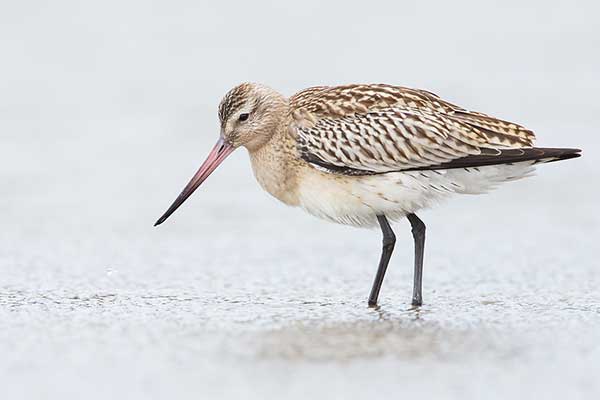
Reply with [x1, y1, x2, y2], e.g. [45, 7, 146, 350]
[154, 83, 581, 307]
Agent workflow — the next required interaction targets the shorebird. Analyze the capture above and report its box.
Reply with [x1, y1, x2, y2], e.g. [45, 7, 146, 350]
[155, 83, 581, 306]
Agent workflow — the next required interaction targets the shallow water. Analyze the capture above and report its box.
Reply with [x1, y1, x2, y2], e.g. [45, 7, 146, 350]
[2, 155, 599, 399]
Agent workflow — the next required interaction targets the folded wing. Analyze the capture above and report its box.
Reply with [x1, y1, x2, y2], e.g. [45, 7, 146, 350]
[291, 84, 540, 175]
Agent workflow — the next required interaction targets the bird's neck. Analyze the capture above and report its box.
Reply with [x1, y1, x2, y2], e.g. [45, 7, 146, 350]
[248, 124, 301, 206]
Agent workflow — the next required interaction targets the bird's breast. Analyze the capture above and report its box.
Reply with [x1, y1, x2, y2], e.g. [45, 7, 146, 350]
[248, 141, 301, 207]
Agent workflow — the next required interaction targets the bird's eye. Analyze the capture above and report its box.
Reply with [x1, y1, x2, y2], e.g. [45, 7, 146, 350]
[238, 113, 249, 122]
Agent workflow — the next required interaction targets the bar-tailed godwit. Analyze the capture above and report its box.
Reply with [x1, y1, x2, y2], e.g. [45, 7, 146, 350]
[155, 83, 581, 306]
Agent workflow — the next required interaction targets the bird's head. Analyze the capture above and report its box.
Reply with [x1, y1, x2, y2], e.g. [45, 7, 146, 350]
[154, 83, 287, 226]
[218, 82, 287, 151]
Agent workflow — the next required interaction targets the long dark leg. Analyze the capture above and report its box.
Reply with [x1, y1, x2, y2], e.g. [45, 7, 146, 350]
[368, 215, 396, 306]
[407, 213, 426, 306]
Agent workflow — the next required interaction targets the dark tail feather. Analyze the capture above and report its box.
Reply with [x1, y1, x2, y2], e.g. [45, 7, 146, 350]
[410, 147, 582, 171]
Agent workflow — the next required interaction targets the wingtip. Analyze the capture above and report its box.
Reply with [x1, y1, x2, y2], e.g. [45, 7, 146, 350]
[559, 147, 582, 160]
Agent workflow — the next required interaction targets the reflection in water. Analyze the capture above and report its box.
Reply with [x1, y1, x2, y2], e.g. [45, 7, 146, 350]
[3, 285, 599, 366]
[226, 301, 504, 362]
[371, 302, 427, 323]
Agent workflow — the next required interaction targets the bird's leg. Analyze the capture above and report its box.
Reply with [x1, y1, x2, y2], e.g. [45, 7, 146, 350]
[407, 213, 426, 306]
[368, 215, 396, 307]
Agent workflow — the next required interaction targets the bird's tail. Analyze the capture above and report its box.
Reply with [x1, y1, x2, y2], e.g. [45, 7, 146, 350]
[413, 147, 582, 171]
[436, 147, 581, 195]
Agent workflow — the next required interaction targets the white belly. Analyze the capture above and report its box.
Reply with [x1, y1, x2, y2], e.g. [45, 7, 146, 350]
[296, 162, 536, 228]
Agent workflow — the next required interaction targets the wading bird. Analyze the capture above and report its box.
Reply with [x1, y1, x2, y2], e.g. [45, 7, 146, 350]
[155, 83, 580, 306]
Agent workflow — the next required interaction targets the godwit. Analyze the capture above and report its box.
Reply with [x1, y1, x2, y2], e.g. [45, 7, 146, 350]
[155, 83, 581, 306]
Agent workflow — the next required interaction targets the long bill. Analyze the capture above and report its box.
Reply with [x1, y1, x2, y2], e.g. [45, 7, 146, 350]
[154, 137, 234, 226]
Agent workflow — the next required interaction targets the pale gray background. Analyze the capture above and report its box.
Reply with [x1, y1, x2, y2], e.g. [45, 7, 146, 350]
[1, 1, 599, 399]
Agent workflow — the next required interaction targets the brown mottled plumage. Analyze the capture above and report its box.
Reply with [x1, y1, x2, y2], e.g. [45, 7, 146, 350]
[156, 82, 581, 306]
[291, 84, 538, 174]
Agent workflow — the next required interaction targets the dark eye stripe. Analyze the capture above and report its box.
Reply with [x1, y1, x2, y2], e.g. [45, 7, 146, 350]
[239, 113, 249, 122]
